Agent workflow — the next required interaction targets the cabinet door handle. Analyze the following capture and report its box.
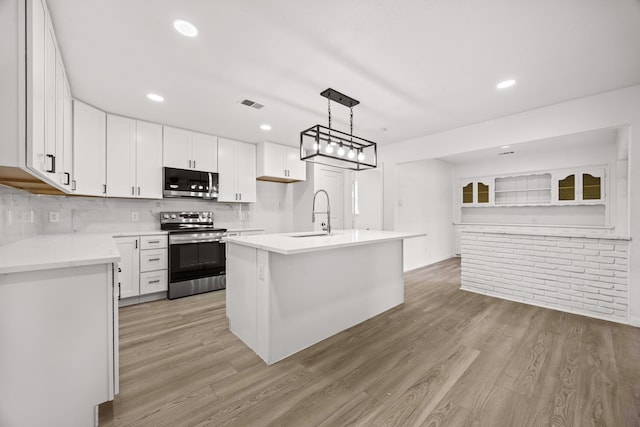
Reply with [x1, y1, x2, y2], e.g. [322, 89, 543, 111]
[131, 186, 135, 196]
[193, 160, 196, 168]
[148, 279, 160, 284]
[188, 160, 192, 168]
[103, 184, 107, 194]
[118, 267, 122, 272]
[118, 283, 121, 300]
[63, 172, 70, 185]
[135, 240, 138, 249]
[148, 258, 160, 262]
[137, 187, 141, 196]
[46, 154, 56, 173]
[72, 180, 76, 191]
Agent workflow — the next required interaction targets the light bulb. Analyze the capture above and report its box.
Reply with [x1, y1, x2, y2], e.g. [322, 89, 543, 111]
[326, 143, 334, 154]
[357, 150, 365, 161]
[347, 148, 356, 159]
[337, 145, 345, 156]
[312, 142, 319, 151]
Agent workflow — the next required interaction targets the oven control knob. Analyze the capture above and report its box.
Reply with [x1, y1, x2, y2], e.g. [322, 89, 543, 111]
[207, 212, 212, 217]
[162, 214, 169, 219]
[170, 214, 177, 219]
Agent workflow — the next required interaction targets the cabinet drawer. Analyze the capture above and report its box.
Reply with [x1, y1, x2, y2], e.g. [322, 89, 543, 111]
[140, 249, 167, 272]
[140, 235, 167, 250]
[140, 271, 168, 294]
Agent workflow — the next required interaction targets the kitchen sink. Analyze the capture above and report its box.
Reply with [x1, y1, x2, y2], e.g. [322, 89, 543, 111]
[288, 232, 339, 238]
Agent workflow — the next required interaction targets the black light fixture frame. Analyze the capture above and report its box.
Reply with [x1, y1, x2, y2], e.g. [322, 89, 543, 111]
[300, 88, 377, 171]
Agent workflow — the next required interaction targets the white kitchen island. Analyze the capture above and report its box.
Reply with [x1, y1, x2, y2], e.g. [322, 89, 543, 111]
[224, 229, 423, 365]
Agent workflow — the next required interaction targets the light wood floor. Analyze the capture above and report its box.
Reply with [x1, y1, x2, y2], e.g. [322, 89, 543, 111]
[99, 257, 640, 426]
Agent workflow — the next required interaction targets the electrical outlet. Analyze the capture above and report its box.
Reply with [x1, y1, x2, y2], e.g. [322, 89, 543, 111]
[49, 211, 60, 223]
[131, 211, 139, 222]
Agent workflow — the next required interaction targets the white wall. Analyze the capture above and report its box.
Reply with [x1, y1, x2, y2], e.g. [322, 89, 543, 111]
[254, 180, 293, 234]
[379, 84, 640, 326]
[395, 159, 454, 270]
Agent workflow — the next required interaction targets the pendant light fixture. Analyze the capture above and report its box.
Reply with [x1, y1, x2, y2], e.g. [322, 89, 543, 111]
[300, 88, 377, 170]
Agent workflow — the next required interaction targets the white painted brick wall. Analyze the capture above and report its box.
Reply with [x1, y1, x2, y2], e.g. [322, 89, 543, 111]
[460, 231, 630, 324]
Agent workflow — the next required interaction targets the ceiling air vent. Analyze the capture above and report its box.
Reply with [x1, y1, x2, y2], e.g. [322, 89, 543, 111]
[239, 99, 264, 109]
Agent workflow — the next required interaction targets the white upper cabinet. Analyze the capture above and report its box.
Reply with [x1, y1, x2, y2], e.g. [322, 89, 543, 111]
[162, 127, 191, 170]
[106, 115, 135, 198]
[73, 100, 106, 196]
[135, 121, 163, 198]
[106, 115, 162, 199]
[554, 167, 605, 204]
[192, 132, 218, 173]
[218, 137, 256, 202]
[163, 126, 218, 172]
[256, 141, 306, 183]
[25, 0, 72, 190]
[60, 70, 73, 189]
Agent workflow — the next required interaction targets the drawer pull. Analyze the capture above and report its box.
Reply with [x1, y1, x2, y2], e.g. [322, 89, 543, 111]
[148, 240, 160, 244]
[148, 258, 160, 262]
[148, 279, 160, 284]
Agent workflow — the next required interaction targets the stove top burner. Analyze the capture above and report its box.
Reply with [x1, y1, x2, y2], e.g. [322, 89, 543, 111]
[160, 211, 221, 232]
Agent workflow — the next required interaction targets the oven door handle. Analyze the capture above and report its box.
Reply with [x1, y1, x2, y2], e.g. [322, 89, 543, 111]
[170, 237, 224, 245]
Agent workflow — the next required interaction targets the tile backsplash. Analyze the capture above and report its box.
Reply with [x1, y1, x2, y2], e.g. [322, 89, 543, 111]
[0, 185, 254, 245]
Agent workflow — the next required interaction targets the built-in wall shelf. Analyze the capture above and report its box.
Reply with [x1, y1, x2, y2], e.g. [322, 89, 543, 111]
[458, 166, 606, 208]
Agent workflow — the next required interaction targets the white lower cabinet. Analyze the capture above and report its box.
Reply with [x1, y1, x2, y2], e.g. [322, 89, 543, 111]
[115, 236, 139, 299]
[115, 234, 168, 306]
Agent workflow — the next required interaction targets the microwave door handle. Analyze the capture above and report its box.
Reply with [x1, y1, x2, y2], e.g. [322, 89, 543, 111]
[208, 173, 213, 198]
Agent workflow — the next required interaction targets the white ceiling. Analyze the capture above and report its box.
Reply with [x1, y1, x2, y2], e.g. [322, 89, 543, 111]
[47, 0, 640, 147]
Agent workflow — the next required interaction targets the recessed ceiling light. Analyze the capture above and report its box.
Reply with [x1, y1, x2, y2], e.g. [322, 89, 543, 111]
[173, 19, 198, 37]
[501, 145, 511, 149]
[496, 79, 516, 89]
[146, 93, 164, 102]
[260, 124, 272, 131]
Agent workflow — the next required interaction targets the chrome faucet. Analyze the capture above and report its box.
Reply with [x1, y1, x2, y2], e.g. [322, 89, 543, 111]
[312, 189, 331, 235]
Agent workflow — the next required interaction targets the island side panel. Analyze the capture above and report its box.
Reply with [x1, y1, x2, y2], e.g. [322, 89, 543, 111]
[267, 239, 404, 364]
[0, 264, 112, 427]
[226, 242, 258, 350]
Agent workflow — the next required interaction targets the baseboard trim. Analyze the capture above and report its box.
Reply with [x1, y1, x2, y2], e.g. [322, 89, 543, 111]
[461, 286, 631, 326]
[404, 253, 457, 273]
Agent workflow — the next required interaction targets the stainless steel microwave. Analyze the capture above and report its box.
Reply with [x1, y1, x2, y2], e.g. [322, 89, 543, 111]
[163, 167, 219, 200]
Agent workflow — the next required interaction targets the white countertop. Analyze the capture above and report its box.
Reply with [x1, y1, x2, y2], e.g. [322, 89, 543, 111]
[225, 227, 265, 233]
[224, 229, 425, 255]
[0, 233, 121, 275]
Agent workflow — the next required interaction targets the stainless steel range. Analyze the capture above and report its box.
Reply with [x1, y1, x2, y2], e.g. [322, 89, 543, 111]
[161, 211, 227, 299]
